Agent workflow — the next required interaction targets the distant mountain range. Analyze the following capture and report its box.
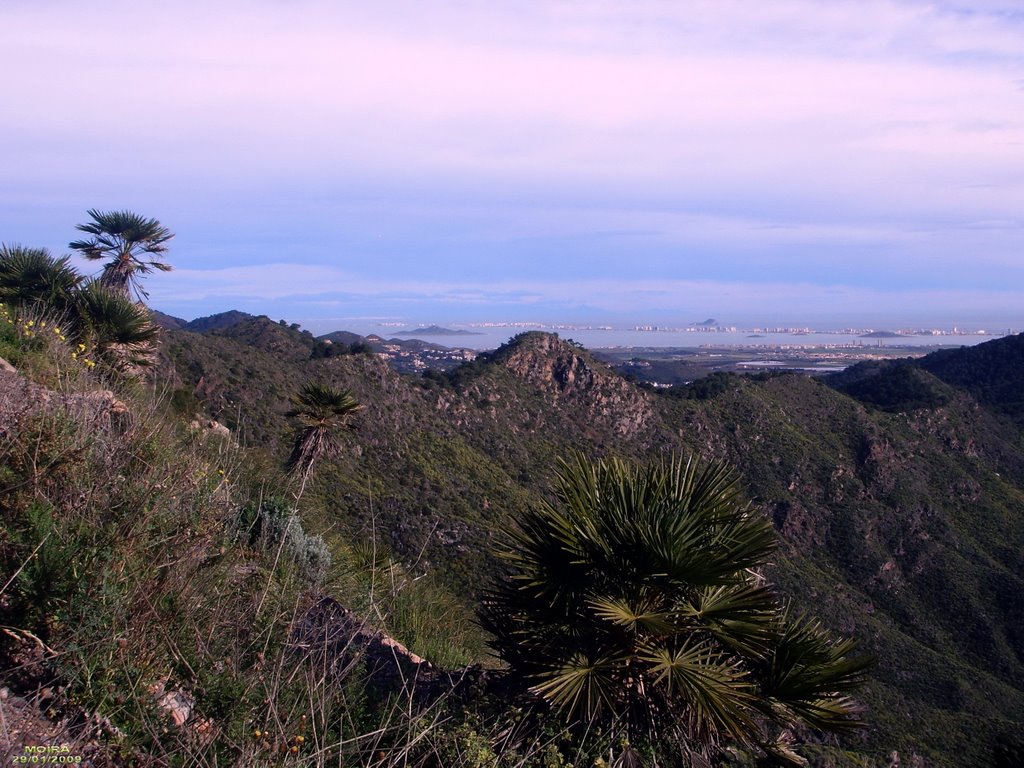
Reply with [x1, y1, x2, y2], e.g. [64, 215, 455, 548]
[153, 312, 482, 344]
[395, 325, 482, 336]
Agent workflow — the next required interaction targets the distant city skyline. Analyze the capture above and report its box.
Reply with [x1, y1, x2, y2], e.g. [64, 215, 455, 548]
[2, 1, 1022, 325]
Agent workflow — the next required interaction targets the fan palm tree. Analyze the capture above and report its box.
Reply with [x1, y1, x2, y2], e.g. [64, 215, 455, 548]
[68, 209, 173, 300]
[480, 453, 870, 766]
[0, 244, 82, 314]
[287, 382, 361, 495]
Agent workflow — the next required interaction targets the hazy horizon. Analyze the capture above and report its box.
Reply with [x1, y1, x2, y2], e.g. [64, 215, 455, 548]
[156, 304, 1020, 340]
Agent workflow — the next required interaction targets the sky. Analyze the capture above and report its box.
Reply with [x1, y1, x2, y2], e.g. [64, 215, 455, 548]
[2, 0, 1023, 332]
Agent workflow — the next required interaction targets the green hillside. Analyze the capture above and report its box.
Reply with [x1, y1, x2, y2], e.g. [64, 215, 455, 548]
[157, 320, 1024, 765]
[918, 333, 1024, 427]
[2, 303, 1023, 766]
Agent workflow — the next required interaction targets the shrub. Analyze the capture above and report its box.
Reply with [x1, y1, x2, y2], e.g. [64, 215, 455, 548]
[481, 453, 871, 765]
[234, 497, 332, 583]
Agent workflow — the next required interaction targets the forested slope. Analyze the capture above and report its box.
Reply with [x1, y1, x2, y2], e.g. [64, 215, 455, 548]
[160, 322, 1024, 766]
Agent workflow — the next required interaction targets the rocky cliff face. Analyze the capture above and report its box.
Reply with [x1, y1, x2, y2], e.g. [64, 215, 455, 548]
[494, 332, 653, 438]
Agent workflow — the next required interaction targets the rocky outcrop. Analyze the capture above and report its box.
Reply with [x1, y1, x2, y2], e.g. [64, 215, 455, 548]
[496, 333, 653, 438]
[0, 360, 130, 434]
[289, 597, 499, 705]
[189, 418, 231, 440]
[148, 679, 194, 727]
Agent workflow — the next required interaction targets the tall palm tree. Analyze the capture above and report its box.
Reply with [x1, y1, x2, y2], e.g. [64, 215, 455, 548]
[68, 209, 173, 300]
[480, 453, 870, 766]
[287, 382, 361, 495]
[0, 244, 82, 314]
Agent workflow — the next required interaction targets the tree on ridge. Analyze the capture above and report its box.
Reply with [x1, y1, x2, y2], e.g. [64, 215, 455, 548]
[69, 209, 173, 301]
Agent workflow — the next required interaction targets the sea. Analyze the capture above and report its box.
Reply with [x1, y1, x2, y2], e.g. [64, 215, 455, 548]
[324, 322, 1018, 353]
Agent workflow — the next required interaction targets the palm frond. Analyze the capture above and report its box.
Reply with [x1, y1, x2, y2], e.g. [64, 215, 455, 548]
[72, 209, 173, 253]
[639, 639, 759, 742]
[287, 381, 361, 421]
[530, 651, 622, 719]
[682, 580, 779, 657]
[759, 608, 873, 731]
[588, 594, 678, 636]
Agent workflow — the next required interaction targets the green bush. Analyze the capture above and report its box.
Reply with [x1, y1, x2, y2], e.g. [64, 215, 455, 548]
[234, 497, 332, 582]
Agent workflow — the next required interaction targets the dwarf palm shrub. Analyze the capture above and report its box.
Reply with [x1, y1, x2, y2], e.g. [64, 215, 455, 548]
[0, 245, 160, 376]
[0, 244, 82, 312]
[286, 382, 361, 493]
[74, 280, 160, 372]
[481, 453, 870, 765]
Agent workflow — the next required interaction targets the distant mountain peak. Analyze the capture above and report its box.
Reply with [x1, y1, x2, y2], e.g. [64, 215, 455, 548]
[150, 309, 188, 330]
[185, 310, 255, 333]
